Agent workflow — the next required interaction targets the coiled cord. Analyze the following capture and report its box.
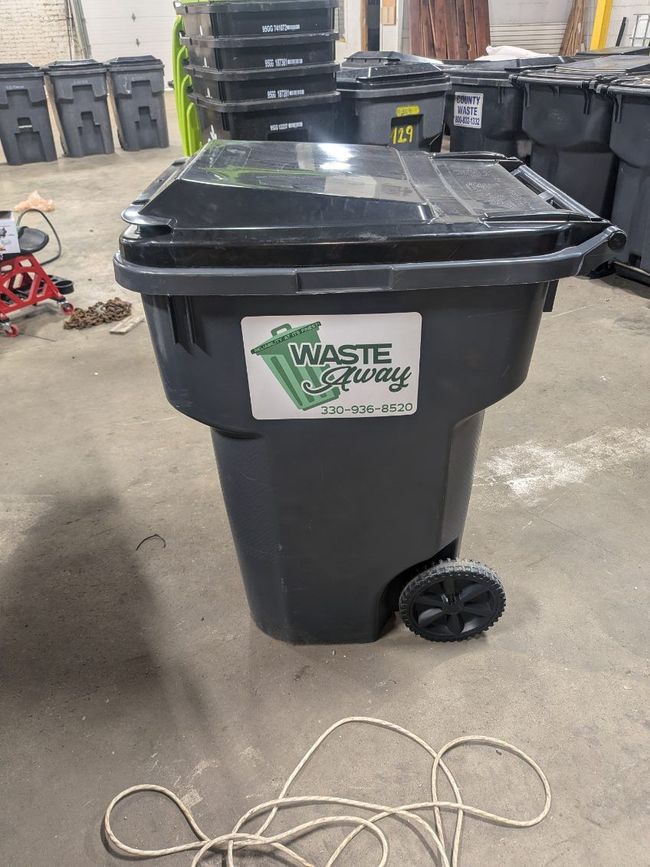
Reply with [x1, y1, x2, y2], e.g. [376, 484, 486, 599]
[103, 716, 551, 867]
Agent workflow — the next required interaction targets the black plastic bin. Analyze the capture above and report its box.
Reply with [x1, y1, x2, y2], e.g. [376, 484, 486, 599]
[0, 63, 56, 165]
[114, 141, 621, 644]
[108, 56, 169, 151]
[336, 51, 449, 150]
[180, 30, 337, 71]
[515, 56, 650, 217]
[175, 0, 337, 38]
[187, 60, 338, 102]
[190, 90, 339, 141]
[447, 56, 569, 159]
[45, 59, 114, 157]
[607, 75, 650, 272]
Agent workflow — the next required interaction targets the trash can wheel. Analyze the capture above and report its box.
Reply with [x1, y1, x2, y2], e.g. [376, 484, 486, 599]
[2, 322, 19, 337]
[399, 560, 505, 642]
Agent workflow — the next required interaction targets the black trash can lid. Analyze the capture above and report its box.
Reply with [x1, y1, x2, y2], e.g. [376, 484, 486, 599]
[45, 59, 107, 75]
[449, 55, 569, 85]
[575, 46, 650, 57]
[175, 0, 338, 12]
[338, 50, 448, 90]
[108, 55, 164, 68]
[117, 140, 618, 283]
[0, 62, 45, 79]
[516, 54, 650, 85]
[606, 74, 650, 96]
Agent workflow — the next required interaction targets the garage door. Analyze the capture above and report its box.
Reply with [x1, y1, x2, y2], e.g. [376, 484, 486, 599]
[82, 0, 177, 82]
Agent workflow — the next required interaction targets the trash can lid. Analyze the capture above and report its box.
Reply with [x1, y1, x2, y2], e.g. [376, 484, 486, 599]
[606, 74, 650, 96]
[515, 55, 650, 86]
[449, 55, 569, 85]
[117, 140, 618, 284]
[108, 55, 164, 68]
[0, 62, 45, 79]
[175, 0, 338, 12]
[575, 46, 650, 57]
[338, 51, 448, 90]
[45, 59, 107, 75]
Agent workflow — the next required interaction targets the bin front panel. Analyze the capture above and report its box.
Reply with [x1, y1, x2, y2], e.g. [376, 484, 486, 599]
[0, 74, 56, 164]
[610, 161, 650, 269]
[141, 283, 547, 642]
[522, 83, 613, 149]
[449, 83, 525, 157]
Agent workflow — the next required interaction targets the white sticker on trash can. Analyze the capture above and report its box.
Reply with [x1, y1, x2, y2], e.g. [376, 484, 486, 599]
[242, 313, 422, 420]
[453, 92, 483, 128]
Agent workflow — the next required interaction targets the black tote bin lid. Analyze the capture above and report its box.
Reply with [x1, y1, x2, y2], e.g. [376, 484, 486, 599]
[108, 55, 164, 69]
[515, 55, 650, 87]
[0, 62, 45, 80]
[45, 59, 107, 75]
[604, 74, 650, 96]
[115, 141, 622, 293]
[338, 50, 448, 90]
[175, 0, 338, 13]
[186, 60, 337, 81]
[449, 55, 570, 85]
[576, 46, 650, 57]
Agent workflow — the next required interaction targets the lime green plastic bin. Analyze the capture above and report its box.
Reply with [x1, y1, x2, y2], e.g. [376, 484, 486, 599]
[173, 13, 202, 156]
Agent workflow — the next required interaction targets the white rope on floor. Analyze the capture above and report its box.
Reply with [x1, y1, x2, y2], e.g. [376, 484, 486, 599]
[103, 716, 551, 867]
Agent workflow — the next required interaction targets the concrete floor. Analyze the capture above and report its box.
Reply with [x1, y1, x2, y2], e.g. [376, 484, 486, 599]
[1, 106, 649, 866]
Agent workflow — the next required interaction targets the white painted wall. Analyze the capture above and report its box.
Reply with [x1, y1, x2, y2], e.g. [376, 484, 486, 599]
[82, 0, 177, 81]
[605, 2, 650, 46]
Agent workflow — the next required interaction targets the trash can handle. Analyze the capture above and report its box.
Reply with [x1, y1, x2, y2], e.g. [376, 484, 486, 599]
[271, 324, 294, 336]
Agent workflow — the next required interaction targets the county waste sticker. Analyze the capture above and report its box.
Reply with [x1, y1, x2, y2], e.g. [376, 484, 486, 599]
[242, 313, 422, 420]
[453, 91, 483, 129]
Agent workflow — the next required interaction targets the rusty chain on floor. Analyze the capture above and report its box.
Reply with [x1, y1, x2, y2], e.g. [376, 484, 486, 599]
[64, 297, 132, 330]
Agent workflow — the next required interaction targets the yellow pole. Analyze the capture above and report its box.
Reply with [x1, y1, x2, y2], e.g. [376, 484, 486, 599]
[590, 0, 614, 50]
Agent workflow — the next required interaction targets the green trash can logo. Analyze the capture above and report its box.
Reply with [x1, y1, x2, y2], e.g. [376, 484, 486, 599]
[250, 322, 340, 411]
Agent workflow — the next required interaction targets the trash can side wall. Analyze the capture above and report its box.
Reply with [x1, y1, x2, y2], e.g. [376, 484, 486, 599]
[448, 82, 525, 157]
[140, 281, 547, 643]
[609, 90, 650, 269]
[340, 89, 447, 150]
[0, 75, 57, 165]
[610, 162, 650, 270]
[522, 82, 617, 216]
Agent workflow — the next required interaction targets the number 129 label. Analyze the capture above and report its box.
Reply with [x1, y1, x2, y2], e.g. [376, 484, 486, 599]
[391, 124, 415, 146]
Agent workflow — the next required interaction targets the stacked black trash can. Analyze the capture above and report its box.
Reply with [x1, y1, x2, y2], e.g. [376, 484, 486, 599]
[175, 0, 340, 143]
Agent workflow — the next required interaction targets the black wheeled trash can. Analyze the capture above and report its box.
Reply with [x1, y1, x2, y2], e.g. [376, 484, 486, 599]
[108, 56, 169, 151]
[45, 59, 114, 157]
[514, 55, 650, 217]
[114, 141, 621, 645]
[0, 63, 57, 165]
[336, 51, 449, 151]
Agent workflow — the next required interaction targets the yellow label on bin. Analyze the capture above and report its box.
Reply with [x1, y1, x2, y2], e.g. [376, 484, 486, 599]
[395, 105, 421, 117]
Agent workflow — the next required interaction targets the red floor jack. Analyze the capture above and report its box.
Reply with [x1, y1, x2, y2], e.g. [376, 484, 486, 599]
[1, 212, 74, 337]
